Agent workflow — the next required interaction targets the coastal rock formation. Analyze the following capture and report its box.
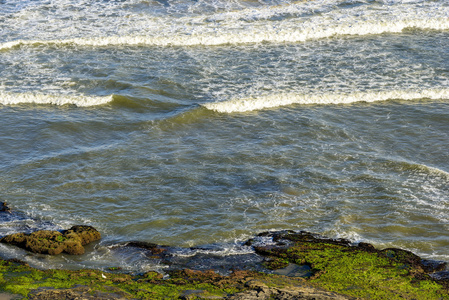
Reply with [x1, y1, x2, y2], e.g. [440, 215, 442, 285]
[169, 269, 352, 300]
[0, 225, 101, 255]
[18, 268, 352, 300]
[28, 285, 130, 300]
[0, 230, 449, 299]
[228, 279, 353, 300]
[248, 230, 449, 299]
[123, 241, 169, 256]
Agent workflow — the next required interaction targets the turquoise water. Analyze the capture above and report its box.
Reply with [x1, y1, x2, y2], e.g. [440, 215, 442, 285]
[0, 0, 448, 272]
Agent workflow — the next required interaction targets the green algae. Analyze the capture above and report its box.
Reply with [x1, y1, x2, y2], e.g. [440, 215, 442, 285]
[0, 260, 251, 299]
[258, 239, 449, 300]
[1, 231, 449, 299]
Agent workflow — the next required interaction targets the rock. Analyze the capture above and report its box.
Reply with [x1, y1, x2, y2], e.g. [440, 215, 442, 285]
[357, 242, 376, 251]
[62, 225, 101, 246]
[123, 241, 169, 257]
[26, 231, 67, 255]
[179, 290, 205, 300]
[0, 225, 101, 255]
[0, 201, 11, 213]
[28, 285, 129, 300]
[229, 282, 354, 300]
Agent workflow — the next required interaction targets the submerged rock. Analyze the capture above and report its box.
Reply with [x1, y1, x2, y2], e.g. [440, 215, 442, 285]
[0, 201, 11, 213]
[123, 241, 169, 256]
[0, 225, 101, 255]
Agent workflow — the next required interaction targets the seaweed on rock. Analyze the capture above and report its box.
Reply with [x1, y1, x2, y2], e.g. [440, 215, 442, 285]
[0, 229, 449, 299]
[0, 225, 101, 255]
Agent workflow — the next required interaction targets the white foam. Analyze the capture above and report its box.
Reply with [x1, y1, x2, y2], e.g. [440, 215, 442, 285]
[203, 89, 449, 113]
[1, 18, 448, 50]
[1, 1, 448, 49]
[0, 91, 114, 107]
[172, 244, 254, 257]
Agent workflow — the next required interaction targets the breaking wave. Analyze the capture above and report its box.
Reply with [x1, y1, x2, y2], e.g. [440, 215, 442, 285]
[0, 91, 114, 107]
[202, 89, 449, 113]
[1, 3, 448, 50]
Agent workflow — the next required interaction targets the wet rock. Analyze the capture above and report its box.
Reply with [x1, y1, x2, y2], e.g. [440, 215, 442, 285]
[120, 240, 169, 259]
[6, 258, 29, 266]
[0, 225, 101, 255]
[179, 290, 205, 300]
[125, 241, 160, 249]
[142, 271, 164, 282]
[248, 230, 449, 298]
[28, 285, 129, 300]
[422, 259, 448, 273]
[243, 279, 271, 298]
[272, 263, 314, 278]
[380, 248, 425, 274]
[62, 225, 101, 245]
[0, 201, 11, 213]
[357, 242, 376, 252]
[229, 280, 354, 300]
[170, 269, 224, 284]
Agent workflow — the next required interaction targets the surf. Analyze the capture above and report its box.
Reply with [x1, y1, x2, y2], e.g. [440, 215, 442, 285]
[1, 1, 448, 50]
[0, 91, 114, 107]
[202, 89, 449, 113]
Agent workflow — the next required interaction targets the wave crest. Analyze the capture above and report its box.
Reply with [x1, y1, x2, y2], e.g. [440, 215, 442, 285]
[1, 15, 448, 50]
[202, 89, 449, 113]
[0, 91, 114, 107]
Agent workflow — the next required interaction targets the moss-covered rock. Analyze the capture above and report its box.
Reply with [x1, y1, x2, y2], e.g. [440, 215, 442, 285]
[0, 259, 351, 300]
[62, 225, 101, 246]
[0, 225, 100, 255]
[0, 230, 448, 299]
[253, 231, 449, 299]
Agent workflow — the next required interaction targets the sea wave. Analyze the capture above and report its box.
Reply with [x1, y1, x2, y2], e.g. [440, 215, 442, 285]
[388, 160, 449, 180]
[202, 89, 449, 113]
[0, 91, 114, 107]
[1, 7, 448, 50]
[1, 19, 447, 50]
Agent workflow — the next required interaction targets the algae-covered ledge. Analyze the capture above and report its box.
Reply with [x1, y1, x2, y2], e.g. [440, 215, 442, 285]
[0, 228, 448, 299]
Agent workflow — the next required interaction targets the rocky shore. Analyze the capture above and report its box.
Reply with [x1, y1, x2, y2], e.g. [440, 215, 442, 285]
[0, 225, 101, 256]
[0, 224, 448, 299]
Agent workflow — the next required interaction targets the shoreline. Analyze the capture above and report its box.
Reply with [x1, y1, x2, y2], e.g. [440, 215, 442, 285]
[0, 229, 448, 299]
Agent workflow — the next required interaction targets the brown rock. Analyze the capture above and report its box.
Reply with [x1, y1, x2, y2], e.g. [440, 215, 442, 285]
[62, 225, 101, 245]
[63, 240, 86, 255]
[0, 225, 101, 255]
[1, 233, 27, 245]
[26, 231, 65, 255]
[28, 285, 129, 300]
[0, 201, 11, 213]
[228, 283, 354, 300]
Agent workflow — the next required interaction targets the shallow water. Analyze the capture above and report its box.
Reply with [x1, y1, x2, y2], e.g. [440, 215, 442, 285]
[0, 0, 448, 272]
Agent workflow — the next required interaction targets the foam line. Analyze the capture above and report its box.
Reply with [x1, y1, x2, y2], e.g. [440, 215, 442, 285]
[0, 91, 114, 107]
[1, 17, 448, 50]
[202, 89, 449, 113]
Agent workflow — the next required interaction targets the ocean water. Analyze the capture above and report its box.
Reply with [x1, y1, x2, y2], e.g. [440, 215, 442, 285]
[0, 0, 449, 273]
